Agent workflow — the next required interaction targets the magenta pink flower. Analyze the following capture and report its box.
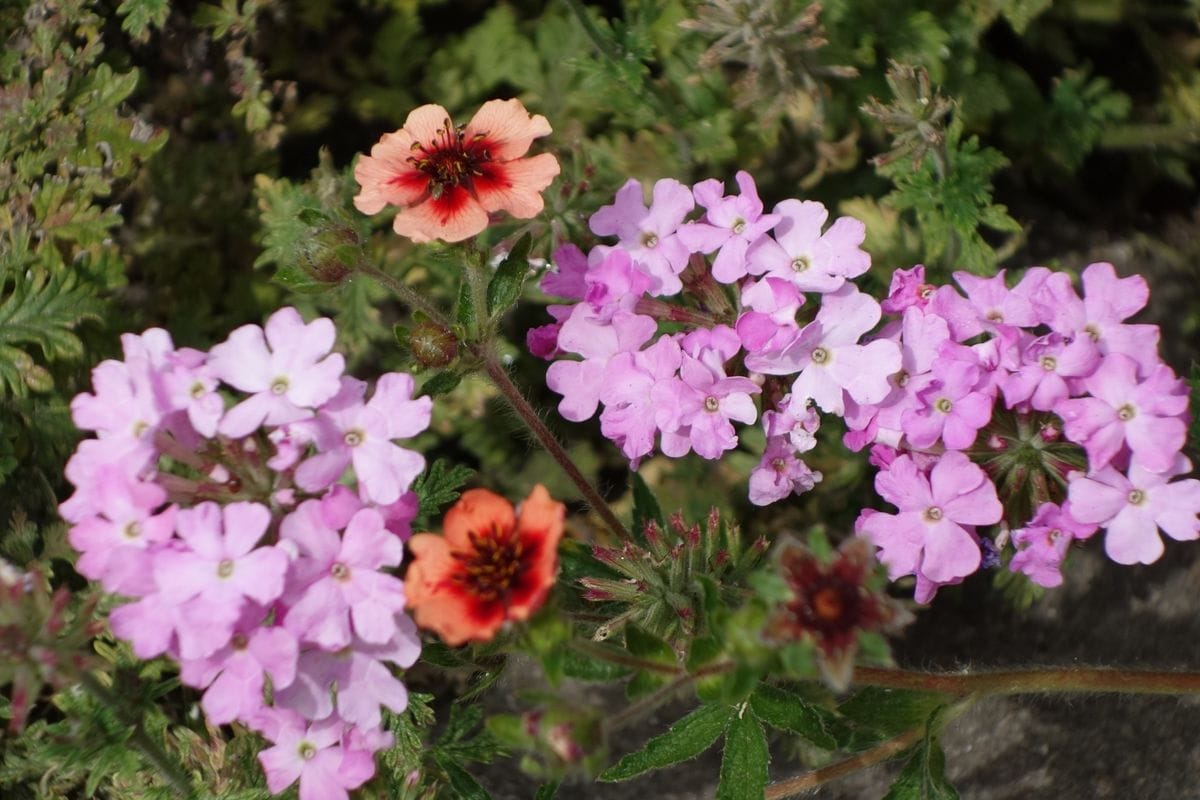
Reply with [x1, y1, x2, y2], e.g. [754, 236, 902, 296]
[746, 199, 869, 293]
[1036, 262, 1160, 373]
[179, 607, 298, 725]
[1000, 332, 1100, 412]
[747, 285, 900, 415]
[748, 437, 822, 506]
[656, 351, 759, 459]
[677, 171, 780, 283]
[589, 178, 695, 296]
[583, 248, 653, 316]
[545, 309, 657, 422]
[67, 469, 175, 595]
[856, 452, 1001, 590]
[736, 277, 803, 353]
[295, 373, 431, 505]
[599, 335, 683, 463]
[881, 265, 935, 314]
[1068, 456, 1200, 565]
[1009, 502, 1097, 588]
[255, 711, 378, 800]
[1056, 354, 1188, 473]
[901, 349, 994, 450]
[281, 503, 407, 649]
[539, 244, 589, 300]
[210, 307, 345, 437]
[951, 268, 1050, 331]
[155, 502, 288, 620]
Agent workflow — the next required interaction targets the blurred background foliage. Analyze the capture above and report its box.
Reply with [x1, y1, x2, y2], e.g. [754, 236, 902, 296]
[2, 0, 1199, 794]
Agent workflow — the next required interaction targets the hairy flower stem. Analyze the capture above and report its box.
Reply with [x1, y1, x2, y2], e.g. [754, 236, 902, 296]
[79, 672, 196, 798]
[476, 350, 630, 540]
[358, 265, 455, 329]
[854, 665, 1200, 696]
[765, 724, 926, 799]
[363, 260, 629, 539]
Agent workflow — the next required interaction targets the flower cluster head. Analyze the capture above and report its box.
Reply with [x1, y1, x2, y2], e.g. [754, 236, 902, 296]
[353, 98, 560, 243]
[533, 171, 887, 506]
[62, 307, 432, 800]
[850, 263, 1198, 600]
[405, 485, 565, 646]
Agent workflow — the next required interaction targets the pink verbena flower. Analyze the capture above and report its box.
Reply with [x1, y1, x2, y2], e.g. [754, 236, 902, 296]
[255, 710, 379, 800]
[1036, 261, 1160, 373]
[747, 285, 900, 415]
[179, 606, 298, 725]
[881, 265, 935, 314]
[295, 374, 431, 505]
[1000, 332, 1100, 412]
[281, 503, 407, 649]
[856, 452, 1001, 593]
[748, 437, 822, 506]
[599, 334, 683, 463]
[545, 309, 657, 422]
[1056, 354, 1188, 473]
[1008, 502, 1097, 588]
[746, 199, 869, 293]
[589, 178, 695, 296]
[1067, 456, 1200, 565]
[677, 171, 780, 283]
[155, 501, 288, 621]
[901, 345, 994, 450]
[210, 307, 346, 437]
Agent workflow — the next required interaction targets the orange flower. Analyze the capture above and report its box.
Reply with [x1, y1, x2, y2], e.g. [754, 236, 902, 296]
[405, 485, 564, 646]
[352, 99, 560, 243]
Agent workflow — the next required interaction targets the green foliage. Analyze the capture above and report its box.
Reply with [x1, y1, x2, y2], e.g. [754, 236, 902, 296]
[883, 710, 960, 800]
[748, 682, 840, 750]
[716, 708, 769, 800]
[600, 703, 732, 781]
[0, 269, 103, 397]
[486, 234, 533, 318]
[838, 687, 951, 746]
[412, 458, 477, 529]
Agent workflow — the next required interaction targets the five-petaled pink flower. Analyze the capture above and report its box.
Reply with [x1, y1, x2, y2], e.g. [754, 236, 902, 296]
[353, 99, 560, 243]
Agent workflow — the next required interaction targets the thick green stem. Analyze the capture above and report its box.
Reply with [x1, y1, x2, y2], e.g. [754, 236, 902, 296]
[854, 665, 1200, 696]
[79, 672, 195, 798]
[475, 349, 630, 540]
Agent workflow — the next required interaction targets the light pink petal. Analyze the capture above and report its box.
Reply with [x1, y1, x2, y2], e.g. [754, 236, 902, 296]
[830, 340, 901, 405]
[203, 666, 263, 725]
[287, 354, 346, 409]
[295, 449, 353, 493]
[354, 440, 425, 506]
[231, 547, 289, 605]
[222, 502, 271, 557]
[250, 627, 300, 689]
[1104, 507, 1163, 564]
[921, 520, 981, 582]
[875, 456, 933, 511]
[1067, 472, 1128, 524]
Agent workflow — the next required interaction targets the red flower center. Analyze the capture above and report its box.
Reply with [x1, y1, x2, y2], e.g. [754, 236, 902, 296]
[454, 524, 529, 604]
[407, 121, 495, 199]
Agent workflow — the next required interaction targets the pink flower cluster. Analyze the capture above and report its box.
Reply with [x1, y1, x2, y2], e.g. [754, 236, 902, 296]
[61, 308, 432, 800]
[532, 172, 888, 505]
[850, 263, 1199, 599]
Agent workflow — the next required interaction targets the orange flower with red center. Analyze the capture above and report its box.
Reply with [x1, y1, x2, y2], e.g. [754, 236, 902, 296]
[353, 99, 560, 243]
[405, 485, 564, 646]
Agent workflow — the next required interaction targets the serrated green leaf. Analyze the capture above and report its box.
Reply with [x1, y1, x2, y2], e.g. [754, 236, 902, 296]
[117, 0, 169, 40]
[624, 624, 675, 664]
[749, 683, 838, 750]
[600, 703, 733, 782]
[486, 234, 533, 316]
[412, 459, 476, 526]
[882, 710, 959, 800]
[838, 687, 950, 743]
[456, 279, 477, 331]
[716, 709, 769, 800]
[435, 755, 492, 800]
[561, 648, 631, 681]
[534, 781, 560, 800]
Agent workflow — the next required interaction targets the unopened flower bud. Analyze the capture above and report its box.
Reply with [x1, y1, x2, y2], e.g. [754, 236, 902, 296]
[408, 321, 458, 369]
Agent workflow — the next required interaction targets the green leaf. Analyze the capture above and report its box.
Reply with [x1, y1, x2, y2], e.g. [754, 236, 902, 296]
[456, 279, 478, 331]
[624, 624, 675, 665]
[600, 703, 733, 782]
[716, 709, 770, 800]
[271, 264, 333, 295]
[118, 0, 169, 41]
[412, 459, 476, 527]
[534, 782, 560, 800]
[882, 711, 959, 800]
[561, 648, 632, 681]
[486, 234, 533, 316]
[630, 471, 664, 538]
[435, 755, 493, 800]
[420, 371, 463, 397]
[838, 687, 950, 743]
[0, 271, 103, 397]
[749, 683, 838, 750]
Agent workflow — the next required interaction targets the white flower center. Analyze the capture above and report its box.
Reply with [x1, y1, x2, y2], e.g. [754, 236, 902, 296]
[344, 429, 364, 447]
[791, 254, 811, 272]
[1117, 404, 1136, 421]
[1040, 356, 1057, 372]
[924, 506, 943, 522]
[270, 377, 289, 396]
[810, 346, 830, 364]
[1127, 489, 1146, 506]
[704, 396, 720, 412]
[935, 397, 953, 414]
[731, 217, 746, 234]
[640, 231, 659, 249]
